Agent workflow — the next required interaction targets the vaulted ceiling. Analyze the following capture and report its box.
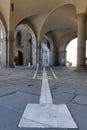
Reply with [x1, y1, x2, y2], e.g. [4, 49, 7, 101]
[0, 0, 87, 48]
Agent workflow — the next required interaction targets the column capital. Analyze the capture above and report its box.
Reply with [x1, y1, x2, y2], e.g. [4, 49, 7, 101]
[76, 13, 87, 19]
[58, 50, 67, 53]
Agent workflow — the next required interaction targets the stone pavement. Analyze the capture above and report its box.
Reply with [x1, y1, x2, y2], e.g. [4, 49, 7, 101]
[0, 67, 86, 130]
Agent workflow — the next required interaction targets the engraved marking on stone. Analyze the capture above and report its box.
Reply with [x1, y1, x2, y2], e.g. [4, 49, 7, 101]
[32, 67, 38, 80]
[40, 68, 52, 104]
[19, 67, 78, 129]
[50, 67, 57, 79]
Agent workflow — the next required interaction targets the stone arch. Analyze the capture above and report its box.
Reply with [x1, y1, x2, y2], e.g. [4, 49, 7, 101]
[40, 35, 54, 66]
[38, 2, 77, 41]
[58, 32, 77, 66]
[64, 34, 78, 66]
[0, 19, 6, 38]
[24, 24, 37, 66]
[66, 37, 78, 66]
[65, 35, 77, 50]
[60, 33, 77, 51]
[0, 18, 6, 67]
[14, 24, 37, 66]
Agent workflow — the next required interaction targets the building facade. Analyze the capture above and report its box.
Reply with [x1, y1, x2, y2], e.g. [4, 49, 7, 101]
[0, 0, 87, 69]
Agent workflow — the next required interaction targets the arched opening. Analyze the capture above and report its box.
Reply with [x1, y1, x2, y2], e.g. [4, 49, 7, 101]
[85, 41, 87, 66]
[15, 51, 23, 66]
[41, 36, 54, 67]
[66, 38, 77, 66]
[14, 24, 37, 67]
[0, 19, 6, 67]
[39, 4, 76, 67]
[41, 41, 50, 67]
[66, 38, 87, 67]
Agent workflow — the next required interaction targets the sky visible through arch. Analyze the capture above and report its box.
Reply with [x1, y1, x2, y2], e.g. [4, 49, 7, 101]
[66, 38, 87, 66]
[66, 38, 77, 66]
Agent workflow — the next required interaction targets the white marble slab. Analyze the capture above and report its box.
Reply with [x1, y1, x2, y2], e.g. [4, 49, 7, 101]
[19, 104, 78, 128]
[50, 67, 58, 79]
[32, 67, 38, 79]
[40, 68, 53, 104]
[19, 67, 78, 129]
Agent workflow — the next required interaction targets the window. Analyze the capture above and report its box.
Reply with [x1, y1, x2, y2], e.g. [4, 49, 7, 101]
[16, 32, 21, 46]
[29, 37, 32, 44]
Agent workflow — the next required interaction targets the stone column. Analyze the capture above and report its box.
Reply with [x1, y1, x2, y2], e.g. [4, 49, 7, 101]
[36, 41, 41, 67]
[54, 49, 58, 66]
[50, 50, 54, 66]
[32, 39, 36, 67]
[58, 51, 66, 66]
[0, 37, 6, 67]
[76, 14, 86, 70]
[30, 41, 32, 65]
[7, 31, 14, 67]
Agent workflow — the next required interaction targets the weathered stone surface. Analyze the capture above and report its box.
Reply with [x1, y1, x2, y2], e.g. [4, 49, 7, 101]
[72, 95, 87, 106]
[0, 92, 39, 113]
[19, 104, 77, 129]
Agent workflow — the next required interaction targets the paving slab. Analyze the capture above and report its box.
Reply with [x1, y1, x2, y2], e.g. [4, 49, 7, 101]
[19, 68, 78, 130]
[16, 128, 75, 130]
[19, 104, 78, 129]
[51, 86, 77, 94]
[0, 105, 12, 114]
[13, 85, 41, 96]
[0, 86, 16, 97]
[0, 107, 20, 130]
[72, 95, 87, 106]
[52, 92, 75, 104]
[3, 79, 41, 86]
[68, 103, 87, 130]
[0, 92, 39, 113]
[16, 128, 77, 130]
[49, 81, 81, 90]
[76, 88, 87, 96]
[0, 67, 86, 130]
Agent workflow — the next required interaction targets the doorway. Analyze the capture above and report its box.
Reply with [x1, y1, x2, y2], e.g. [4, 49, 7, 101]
[15, 51, 23, 66]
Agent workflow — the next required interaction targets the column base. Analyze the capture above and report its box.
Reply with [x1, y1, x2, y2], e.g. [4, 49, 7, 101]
[8, 62, 15, 68]
[37, 63, 39, 68]
[74, 66, 87, 71]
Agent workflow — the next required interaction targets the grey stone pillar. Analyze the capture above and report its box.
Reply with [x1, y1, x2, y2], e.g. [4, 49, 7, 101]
[0, 37, 6, 67]
[36, 41, 41, 67]
[7, 31, 14, 67]
[50, 50, 54, 66]
[58, 51, 66, 66]
[76, 14, 86, 70]
[32, 40, 36, 67]
[36, 42, 39, 67]
[30, 41, 32, 65]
